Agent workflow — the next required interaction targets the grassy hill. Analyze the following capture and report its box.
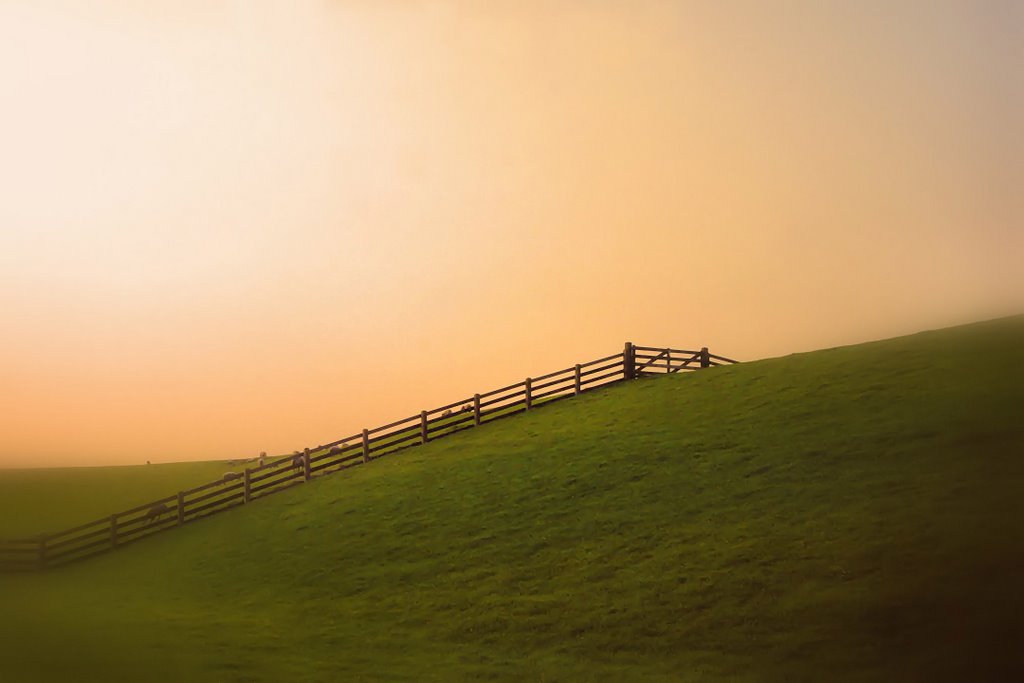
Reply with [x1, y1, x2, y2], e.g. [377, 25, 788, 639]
[1, 317, 1021, 681]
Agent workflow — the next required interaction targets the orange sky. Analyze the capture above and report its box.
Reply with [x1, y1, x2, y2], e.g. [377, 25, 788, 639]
[1, 1, 1021, 467]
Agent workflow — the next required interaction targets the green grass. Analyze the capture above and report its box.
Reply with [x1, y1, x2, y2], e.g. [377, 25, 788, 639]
[1, 317, 1022, 681]
[0, 460, 250, 537]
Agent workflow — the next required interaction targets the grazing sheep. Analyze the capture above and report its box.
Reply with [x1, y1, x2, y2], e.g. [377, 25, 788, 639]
[145, 503, 170, 525]
[441, 409, 453, 418]
[291, 453, 305, 471]
[460, 405, 471, 413]
[328, 446, 342, 455]
[222, 471, 242, 483]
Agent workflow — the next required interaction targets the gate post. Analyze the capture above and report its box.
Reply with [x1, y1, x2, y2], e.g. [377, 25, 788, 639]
[624, 342, 636, 380]
[700, 347, 710, 368]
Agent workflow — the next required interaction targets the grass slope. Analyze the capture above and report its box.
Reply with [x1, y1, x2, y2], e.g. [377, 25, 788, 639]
[1, 317, 1022, 682]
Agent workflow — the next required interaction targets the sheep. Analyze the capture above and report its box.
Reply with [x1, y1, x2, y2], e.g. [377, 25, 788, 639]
[145, 503, 170, 525]
[258, 451, 267, 467]
[441, 409, 453, 418]
[460, 405, 472, 413]
[328, 446, 342, 455]
[222, 471, 242, 483]
[290, 452, 305, 471]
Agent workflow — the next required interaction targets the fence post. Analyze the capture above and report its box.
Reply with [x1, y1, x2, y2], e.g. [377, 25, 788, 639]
[420, 411, 429, 444]
[700, 347, 710, 368]
[525, 377, 532, 410]
[473, 394, 481, 426]
[37, 535, 47, 570]
[177, 491, 186, 522]
[624, 342, 636, 380]
[242, 470, 251, 503]
[362, 429, 370, 463]
[109, 514, 119, 549]
[303, 448, 312, 481]
[574, 364, 582, 394]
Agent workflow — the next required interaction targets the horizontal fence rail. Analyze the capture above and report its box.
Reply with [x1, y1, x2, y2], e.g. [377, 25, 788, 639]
[0, 342, 736, 572]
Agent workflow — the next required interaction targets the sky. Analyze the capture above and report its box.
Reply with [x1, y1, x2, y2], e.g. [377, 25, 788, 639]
[1, 1, 1021, 467]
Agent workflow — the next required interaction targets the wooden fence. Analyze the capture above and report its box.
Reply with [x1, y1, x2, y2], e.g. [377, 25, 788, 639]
[0, 342, 737, 572]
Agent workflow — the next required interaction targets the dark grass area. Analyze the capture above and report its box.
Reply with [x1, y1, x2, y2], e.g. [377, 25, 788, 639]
[1, 316, 1022, 681]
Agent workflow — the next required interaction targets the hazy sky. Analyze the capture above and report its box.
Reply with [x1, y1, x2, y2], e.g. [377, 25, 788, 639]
[1, 1, 1021, 467]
